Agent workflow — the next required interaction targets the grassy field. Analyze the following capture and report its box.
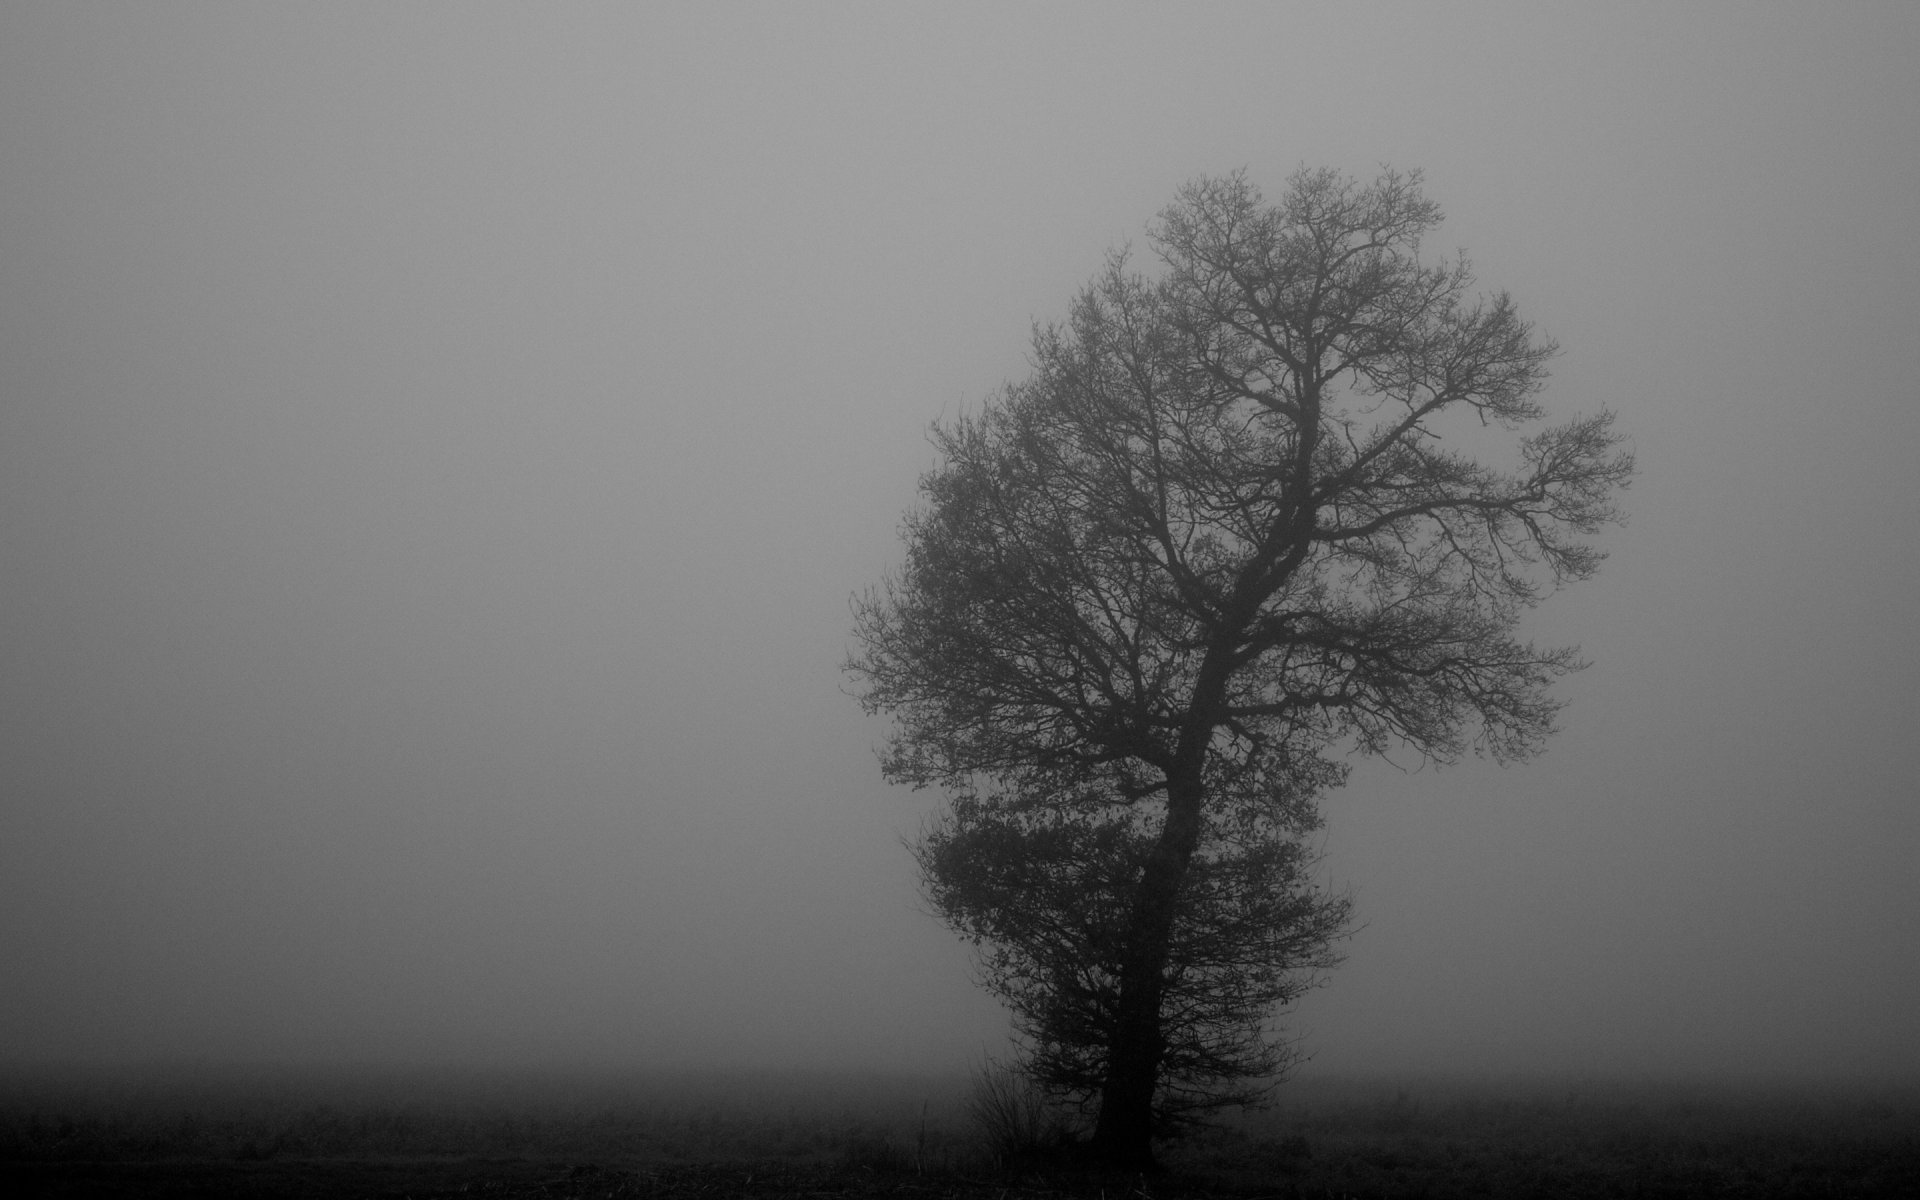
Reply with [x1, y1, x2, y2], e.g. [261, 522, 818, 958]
[2, 1065, 1915, 1197]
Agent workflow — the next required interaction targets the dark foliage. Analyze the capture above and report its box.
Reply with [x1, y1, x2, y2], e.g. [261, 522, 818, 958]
[920, 789, 1349, 1128]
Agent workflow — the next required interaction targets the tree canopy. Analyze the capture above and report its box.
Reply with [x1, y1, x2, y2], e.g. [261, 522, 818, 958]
[850, 166, 1631, 1166]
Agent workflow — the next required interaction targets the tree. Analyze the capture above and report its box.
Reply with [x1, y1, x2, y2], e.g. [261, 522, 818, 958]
[848, 167, 1631, 1168]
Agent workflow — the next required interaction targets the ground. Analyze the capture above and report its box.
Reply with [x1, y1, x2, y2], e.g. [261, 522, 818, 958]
[3, 1069, 1915, 1198]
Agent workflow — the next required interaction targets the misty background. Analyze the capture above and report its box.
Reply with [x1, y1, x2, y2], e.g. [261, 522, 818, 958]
[2, 4, 1914, 1085]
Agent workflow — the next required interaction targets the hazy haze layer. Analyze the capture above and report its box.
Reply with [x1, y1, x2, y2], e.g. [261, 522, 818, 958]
[2, 3, 1915, 1082]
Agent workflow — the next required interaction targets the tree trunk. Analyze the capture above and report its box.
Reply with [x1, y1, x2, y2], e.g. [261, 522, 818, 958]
[1087, 770, 1206, 1168]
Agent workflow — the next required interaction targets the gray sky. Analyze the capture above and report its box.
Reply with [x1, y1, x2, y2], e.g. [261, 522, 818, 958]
[2, 2, 1915, 1083]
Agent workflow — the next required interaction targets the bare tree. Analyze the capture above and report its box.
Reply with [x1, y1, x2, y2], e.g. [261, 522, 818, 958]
[850, 167, 1631, 1168]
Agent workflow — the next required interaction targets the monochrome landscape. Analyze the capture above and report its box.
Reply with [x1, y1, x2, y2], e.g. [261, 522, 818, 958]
[2, 4, 1915, 1196]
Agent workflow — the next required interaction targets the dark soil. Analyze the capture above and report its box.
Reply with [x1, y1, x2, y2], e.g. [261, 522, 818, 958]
[10, 1143, 1920, 1200]
[4, 1071, 1915, 1198]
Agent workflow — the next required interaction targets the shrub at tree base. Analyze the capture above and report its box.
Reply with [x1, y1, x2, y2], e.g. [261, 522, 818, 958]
[963, 1059, 1078, 1170]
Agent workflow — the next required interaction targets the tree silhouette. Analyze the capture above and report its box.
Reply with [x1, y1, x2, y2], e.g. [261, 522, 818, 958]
[850, 167, 1631, 1167]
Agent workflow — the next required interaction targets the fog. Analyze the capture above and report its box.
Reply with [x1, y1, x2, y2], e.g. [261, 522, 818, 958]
[2, 4, 1914, 1086]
